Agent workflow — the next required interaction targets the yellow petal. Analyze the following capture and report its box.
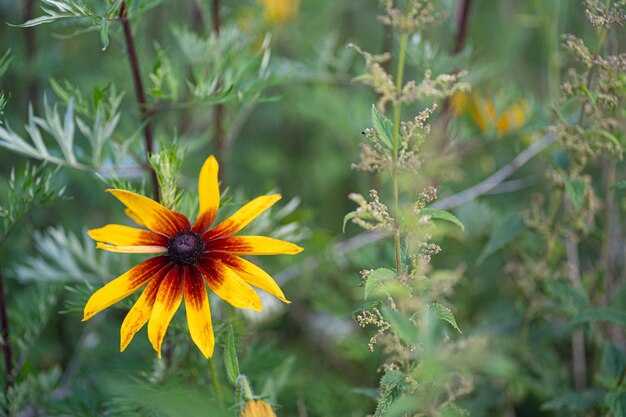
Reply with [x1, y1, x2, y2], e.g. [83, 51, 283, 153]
[216, 254, 289, 303]
[120, 265, 172, 351]
[148, 266, 184, 358]
[192, 156, 220, 234]
[198, 258, 262, 311]
[83, 257, 170, 321]
[107, 189, 190, 237]
[96, 242, 167, 254]
[88, 224, 167, 246]
[184, 267, 215, 358]
[125, 208, 145, 226]
[240, 400, 277, 417]
[205, 236, 303, 255]
[203, 194, 281, 240]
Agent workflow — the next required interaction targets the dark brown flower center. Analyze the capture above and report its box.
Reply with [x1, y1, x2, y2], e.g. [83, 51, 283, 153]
[167, 231, 205, 266]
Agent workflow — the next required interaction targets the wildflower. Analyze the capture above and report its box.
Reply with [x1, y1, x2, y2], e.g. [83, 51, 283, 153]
[240, 400, 277, 417]
[258, 0, 300, 24]
[452, 92, 528, 137]
[83, 156, 303, 358]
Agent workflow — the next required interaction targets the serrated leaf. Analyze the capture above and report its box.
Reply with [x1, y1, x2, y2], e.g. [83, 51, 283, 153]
[563, 176, 585, 212]
[419, 208, 465, 230]
[477, 215, 523, 264]
[352, 300, 383, 320]
[428, 302, 461, 333]
[364, 268, 396, 299]
[572, 308, 626, 327]
[541, 390, 605, 411]
[99, 17, 109, 51]
[600, 341, 626, 381]
[343, 211, 355, 233]
[371, 105, 394, 149]
[223, 325, 239, 386]
[381, 306, 418, 345]
[611, 181, 626, 190]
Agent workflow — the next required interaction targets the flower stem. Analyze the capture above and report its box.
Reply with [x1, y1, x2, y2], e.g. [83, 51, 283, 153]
[209, 357, 223, 407]
[119, 1, 160, 202]
[392, 33, 409, 276]
[0, 268, 13, 415]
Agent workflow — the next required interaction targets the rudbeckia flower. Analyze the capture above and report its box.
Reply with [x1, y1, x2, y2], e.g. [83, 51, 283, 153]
[83, 156, 303, 358]
[240, 400, 277, 417]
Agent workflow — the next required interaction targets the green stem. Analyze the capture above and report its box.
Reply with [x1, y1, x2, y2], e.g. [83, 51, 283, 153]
[209, 357, 223, 407]
[392, 33, 409, 276]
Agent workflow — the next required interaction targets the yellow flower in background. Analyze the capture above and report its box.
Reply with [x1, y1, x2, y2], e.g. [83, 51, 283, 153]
[258, 0, 300, 24]
[83, 156, 303, 358]
[240, 400, 277, 417]
[452, 92, 529, 137]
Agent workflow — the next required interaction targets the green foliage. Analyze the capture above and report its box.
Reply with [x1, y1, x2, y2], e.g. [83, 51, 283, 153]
[0, 164, 64, 244]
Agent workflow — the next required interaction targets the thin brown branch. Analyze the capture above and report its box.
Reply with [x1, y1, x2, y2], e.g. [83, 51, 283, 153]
[0, 268, 13, 415]
[22, 0, 38, 109]
[453, 0, 474, 54]
[119, 1, 160, 201]
[212, 0, 226, 180]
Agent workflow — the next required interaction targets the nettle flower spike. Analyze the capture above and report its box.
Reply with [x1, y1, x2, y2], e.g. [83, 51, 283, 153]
[83, 155, 303, 358]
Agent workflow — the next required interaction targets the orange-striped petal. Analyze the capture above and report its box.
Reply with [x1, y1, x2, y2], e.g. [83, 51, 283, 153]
[96, 242, 167, 254]
[120, 264, 173, 351]
[192, 156, 220, 234]
[88, 224, 168, 247]
[148, 266, 184, 358]
[205, 236, 303, 255]
[107, 189, 190, 237]
[83, 256, 170, 321]
[197, 258, 262, 311]
[215, 253, 289, 303]
[184, 267, 215, 358]
[203, 194, 281, 240]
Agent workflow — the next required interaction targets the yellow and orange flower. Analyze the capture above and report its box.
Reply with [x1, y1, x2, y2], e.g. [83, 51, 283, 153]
[83, 156, 303, 358]
[452, 92, 529, 137]
[240, 400, 277, 417]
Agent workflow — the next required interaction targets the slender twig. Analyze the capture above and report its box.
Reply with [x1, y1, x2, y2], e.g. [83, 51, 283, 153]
[439, 0, 474, 150]
[22, 0, 38, 109]
[453, 0, 474, 54]
[0, 268, 13, 415]
[119, 1, 160, 201]
[566, 237, 587, 390]
[432, 132, 556, 210]
[212, 0, 226, 179]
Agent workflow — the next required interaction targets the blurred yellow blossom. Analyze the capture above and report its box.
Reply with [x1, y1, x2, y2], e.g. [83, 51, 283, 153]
[452, 92, 529, 137]
[240, 400, 277, 417]
[258, 0, 300, 24]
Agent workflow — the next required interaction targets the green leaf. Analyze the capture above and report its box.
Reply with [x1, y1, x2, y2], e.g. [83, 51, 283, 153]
[600, 341, 626, 381]
[606, 392, 626, 417]
[364, 268, 396, 299]
[381, 306, 418, 345]
[371, 105, 394, 149]
[419, 208, 465, 230]
[342, 211, 355, 233]
[563, 176, 585, 212]
[99, 17, 109, 51]
[477, 215, 523, 264]
[223, 325, 240, 386]
[541, 390, 605, 411]
[572, 308, 626, 327]
[352, 300, 383, 320]
[428, 302, 461, 333]
[611, 181, 626, 190]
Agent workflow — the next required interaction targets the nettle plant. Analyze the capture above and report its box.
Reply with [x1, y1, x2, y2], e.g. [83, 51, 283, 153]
[345, 1, 491, 416]
[507, 0, 626, 415]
